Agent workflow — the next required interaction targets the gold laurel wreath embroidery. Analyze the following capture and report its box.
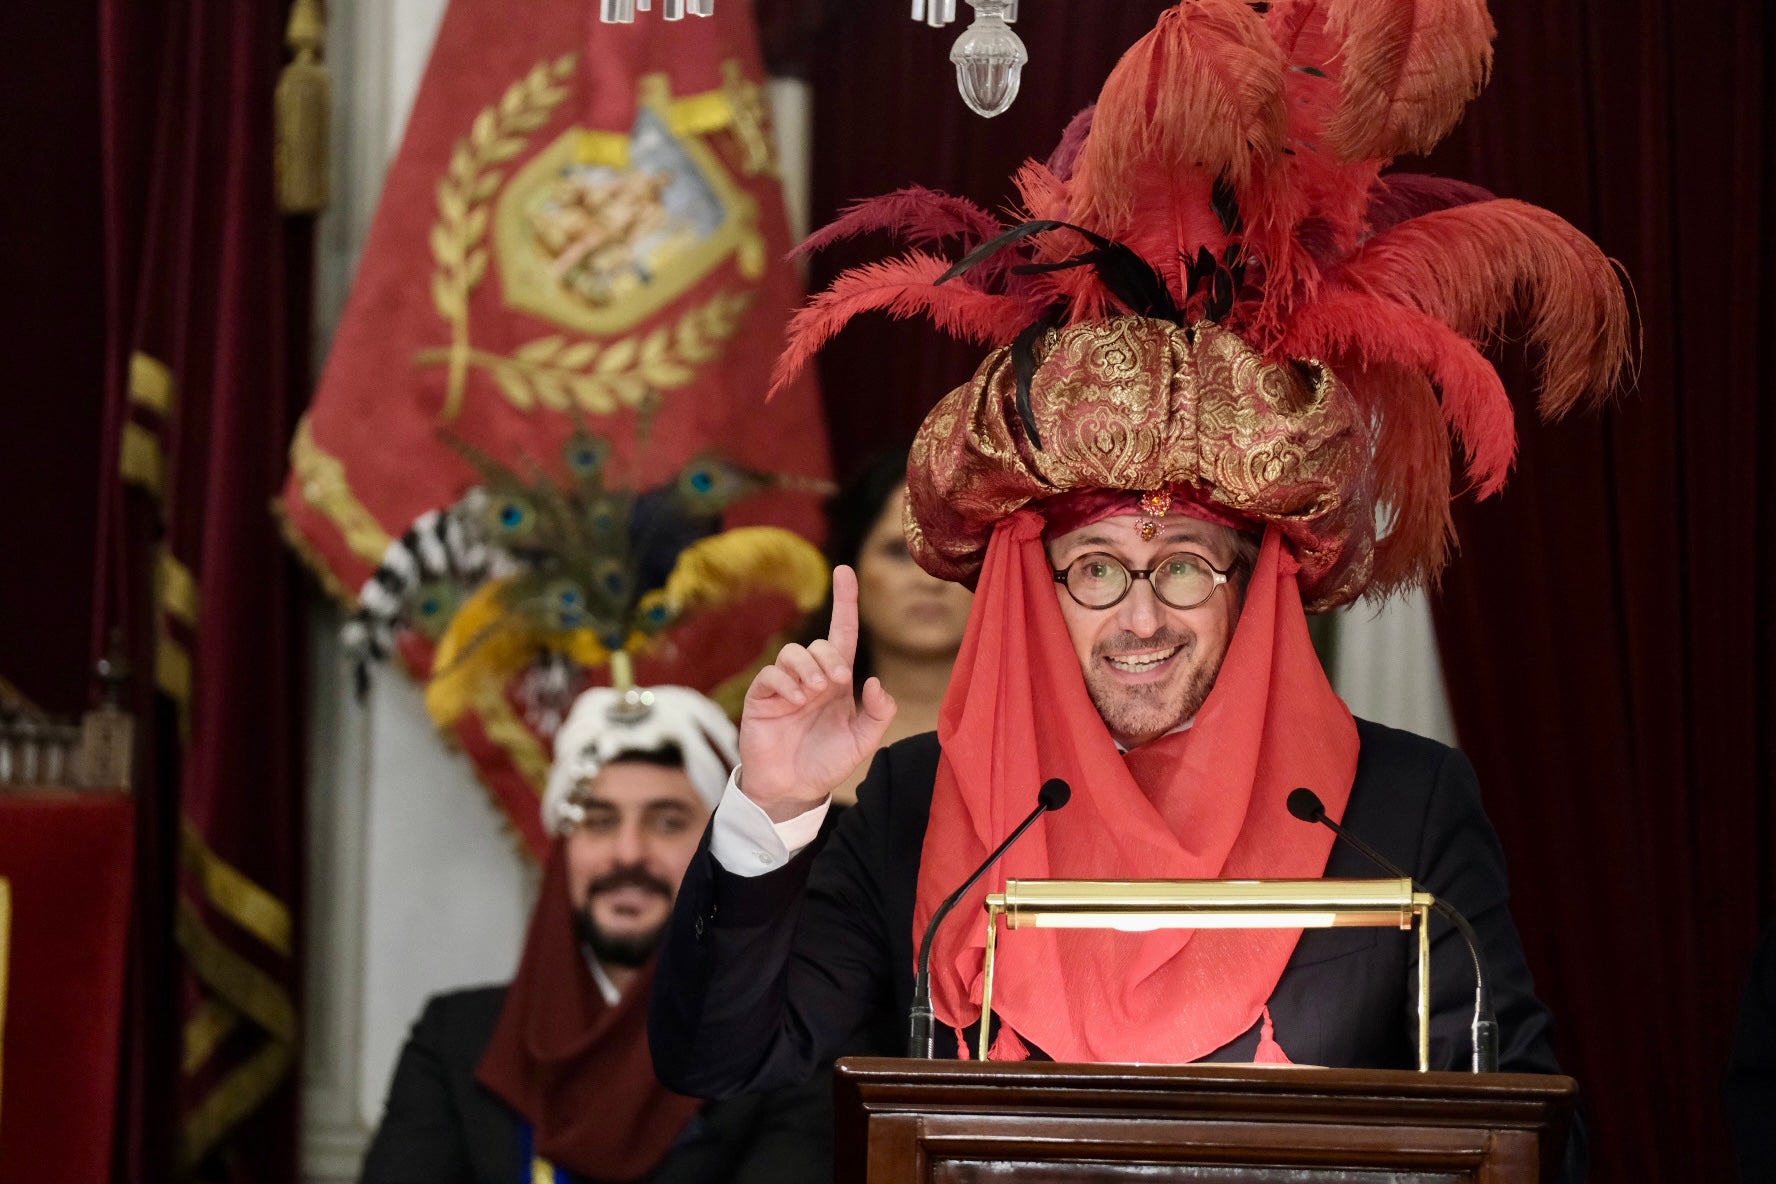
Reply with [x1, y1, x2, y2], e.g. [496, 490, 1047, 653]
[484, 290, 755, 412]
[418, 53, 754, 420]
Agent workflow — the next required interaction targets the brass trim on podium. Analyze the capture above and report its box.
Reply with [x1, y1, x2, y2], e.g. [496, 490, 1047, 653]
[979, 878, 1436, 1069]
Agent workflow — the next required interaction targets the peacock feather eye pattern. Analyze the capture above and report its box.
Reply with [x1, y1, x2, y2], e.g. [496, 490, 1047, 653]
[590, 558, 631, 603]
[631, 590, 680, 636]
[583, 494, 623, 539]
[563, 432, 612, 480]
[487, 495, 537, 540]
[675, 453, 757, 515]
[408, 580, 466, 640]
[526, 577, 590, 631]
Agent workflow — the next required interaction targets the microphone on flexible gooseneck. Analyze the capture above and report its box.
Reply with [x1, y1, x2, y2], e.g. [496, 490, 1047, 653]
[907, 778, 1072, 1058]
[1286, 787, 1499, 1073]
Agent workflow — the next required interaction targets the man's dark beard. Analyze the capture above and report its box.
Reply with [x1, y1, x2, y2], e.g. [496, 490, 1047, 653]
[574, 865, 674, 969]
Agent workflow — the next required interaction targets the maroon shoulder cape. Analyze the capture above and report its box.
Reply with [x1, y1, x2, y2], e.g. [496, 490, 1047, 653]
[476, 843, 702, 1180]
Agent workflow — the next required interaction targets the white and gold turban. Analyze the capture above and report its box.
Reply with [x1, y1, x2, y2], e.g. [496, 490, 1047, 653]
[540, 685, 738, 835]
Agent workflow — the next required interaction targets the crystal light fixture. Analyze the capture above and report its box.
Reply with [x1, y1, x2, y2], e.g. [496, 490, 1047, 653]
[599, 0, 715, 22]
[597, 0, 1025, 120]
[914, 0, 959, 28]
[947, 0, 1027, 118]
[913, 0, 1018, 29]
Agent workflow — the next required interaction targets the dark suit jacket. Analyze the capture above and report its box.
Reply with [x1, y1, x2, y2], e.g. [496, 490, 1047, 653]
[651, 719, 1585, 1178]
[361, 985, 834, 1184]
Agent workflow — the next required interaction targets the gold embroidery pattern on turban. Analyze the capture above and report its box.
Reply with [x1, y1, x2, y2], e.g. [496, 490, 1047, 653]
[907, 316, 1374, 611]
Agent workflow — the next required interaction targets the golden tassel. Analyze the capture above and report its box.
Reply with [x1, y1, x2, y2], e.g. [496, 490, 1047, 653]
[275, 0, 331, 214]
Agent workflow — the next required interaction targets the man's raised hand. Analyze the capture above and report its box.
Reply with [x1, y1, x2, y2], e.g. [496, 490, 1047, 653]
[738, 565, 897, 822]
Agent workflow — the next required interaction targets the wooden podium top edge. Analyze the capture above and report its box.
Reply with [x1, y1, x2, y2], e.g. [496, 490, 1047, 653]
[834, 1056, 1577, 1103]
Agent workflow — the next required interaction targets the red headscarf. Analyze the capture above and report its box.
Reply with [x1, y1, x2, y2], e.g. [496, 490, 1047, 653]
[914, 510, 1358, 1062]
[476, 844, 702, 1180]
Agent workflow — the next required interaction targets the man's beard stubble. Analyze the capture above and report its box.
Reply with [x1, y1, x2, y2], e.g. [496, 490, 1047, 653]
[574, 865, 674, 969]
[1084, 625, 1230, 745]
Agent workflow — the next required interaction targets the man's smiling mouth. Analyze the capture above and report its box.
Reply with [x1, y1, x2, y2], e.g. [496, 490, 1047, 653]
[1104, 643, 1182, 674]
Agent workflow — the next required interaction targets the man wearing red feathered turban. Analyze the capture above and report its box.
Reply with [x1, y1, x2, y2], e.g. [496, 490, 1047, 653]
[650, 3, 1629, 1182]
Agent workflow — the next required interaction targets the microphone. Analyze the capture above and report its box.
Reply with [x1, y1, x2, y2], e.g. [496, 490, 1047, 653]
[1287, 787, 1499, 1073]
[907, 778, 1071, 1057]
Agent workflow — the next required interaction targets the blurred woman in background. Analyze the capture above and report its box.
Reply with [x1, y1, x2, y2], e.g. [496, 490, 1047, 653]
[824, 448, 972, 805]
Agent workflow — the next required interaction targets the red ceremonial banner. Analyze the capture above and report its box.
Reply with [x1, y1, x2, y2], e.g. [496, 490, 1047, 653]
[280, 1, 829, 856]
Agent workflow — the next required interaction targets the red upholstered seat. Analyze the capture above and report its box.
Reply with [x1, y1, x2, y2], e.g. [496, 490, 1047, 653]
[0, 791, 133, 1182]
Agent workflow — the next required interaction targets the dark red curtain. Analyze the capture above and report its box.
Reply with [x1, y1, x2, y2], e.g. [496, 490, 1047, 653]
[0, 3, 106, 716]
[801, 2, 1174, 478]
[1427, 0, 1774, 1180]
[96, 0, 312, 1180]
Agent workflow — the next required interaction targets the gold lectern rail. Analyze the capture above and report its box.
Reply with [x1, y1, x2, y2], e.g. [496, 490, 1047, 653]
[979, 878, 1436, 1069]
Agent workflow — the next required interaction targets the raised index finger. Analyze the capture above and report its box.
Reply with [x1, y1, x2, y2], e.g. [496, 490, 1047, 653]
[827, 564, 860, 665]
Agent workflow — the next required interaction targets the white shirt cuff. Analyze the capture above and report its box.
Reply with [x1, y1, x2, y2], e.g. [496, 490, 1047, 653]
[709, 766, 831, 877]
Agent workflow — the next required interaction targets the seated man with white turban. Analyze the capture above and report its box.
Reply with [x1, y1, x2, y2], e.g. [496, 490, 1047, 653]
[362, 685, 833, 1184]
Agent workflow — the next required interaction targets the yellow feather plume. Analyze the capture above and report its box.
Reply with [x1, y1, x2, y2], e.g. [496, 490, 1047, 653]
[425, 577, 611, 729]
[423, 529, 824, 731]
[662, 527, 829, 616]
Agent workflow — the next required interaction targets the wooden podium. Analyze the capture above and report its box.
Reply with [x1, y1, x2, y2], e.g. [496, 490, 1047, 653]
[834, 1057, 1574, 1183]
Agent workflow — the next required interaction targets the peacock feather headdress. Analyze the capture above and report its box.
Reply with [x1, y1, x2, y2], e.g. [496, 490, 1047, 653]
[342, 420, 831, 729]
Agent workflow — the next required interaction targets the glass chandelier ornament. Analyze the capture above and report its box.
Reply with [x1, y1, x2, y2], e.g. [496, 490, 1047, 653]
[913, 0, 1026, 117]
[595, 0, 1026, 118]
[945, 0, 1026, 117]
[914, 0, 958, 27]
[599, 0, 716, 22]
[912, 0, 1018, 23]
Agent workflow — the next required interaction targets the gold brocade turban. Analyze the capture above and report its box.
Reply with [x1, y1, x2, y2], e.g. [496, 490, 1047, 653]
[906, 316, 1373, 611]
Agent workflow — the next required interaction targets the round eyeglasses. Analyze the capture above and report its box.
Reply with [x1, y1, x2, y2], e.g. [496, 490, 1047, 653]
[1052, 550, 1232, 611]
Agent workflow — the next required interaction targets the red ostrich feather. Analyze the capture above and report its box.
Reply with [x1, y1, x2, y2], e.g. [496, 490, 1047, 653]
[1279, 288, 1518, 495]
[1070, 0, 1288, 230]
[1364, 174, 1494, 234]
[794, 186, 1006, 259]
[1313, 0, 1496, 161]
[767, 252, 1041, 399]
[1341, 360, 1456, 594]
[1330, 199, 1632, 421]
